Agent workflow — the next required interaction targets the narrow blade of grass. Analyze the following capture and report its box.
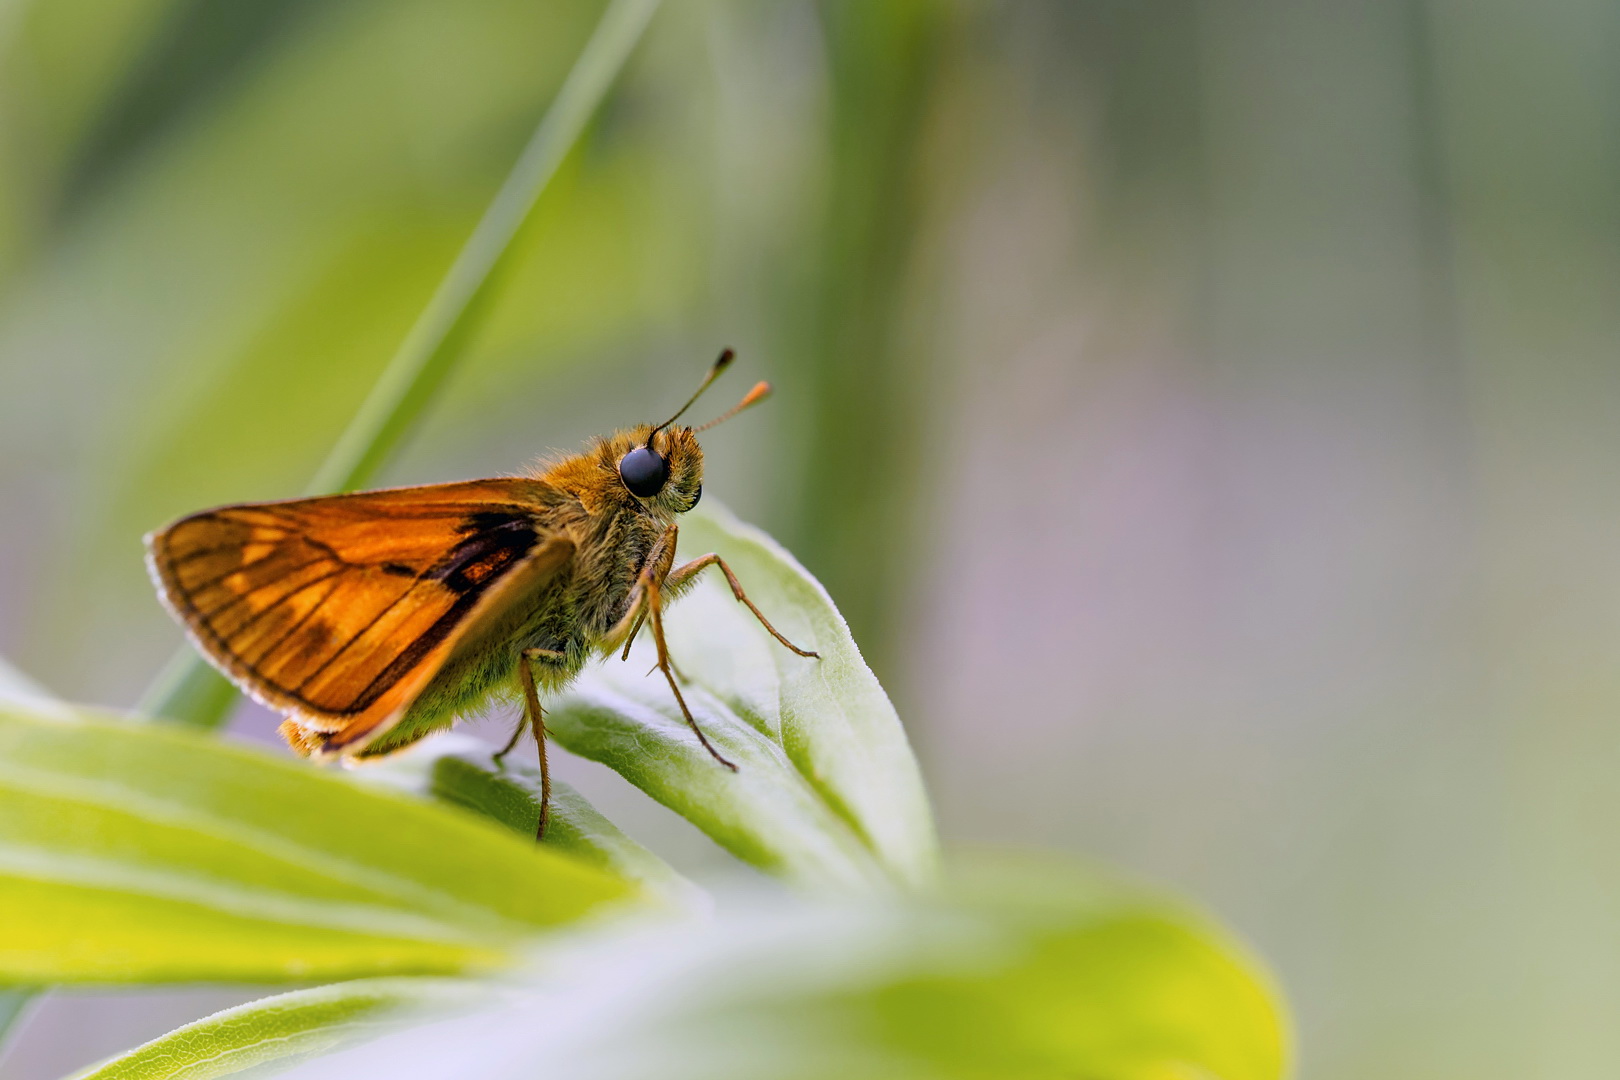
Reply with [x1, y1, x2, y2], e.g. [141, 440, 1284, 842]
[66, 979, 484, 1080]
[349, 734, 699, 905]
[136, 0, 664, 729]
[0, 657, 60, 1038]
[0, 704, 633, 984]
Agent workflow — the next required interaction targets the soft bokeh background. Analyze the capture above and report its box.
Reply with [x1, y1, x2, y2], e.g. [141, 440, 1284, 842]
[1, 0, 1616, 1076]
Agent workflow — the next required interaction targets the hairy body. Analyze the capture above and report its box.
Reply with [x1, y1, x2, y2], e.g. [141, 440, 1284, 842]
[353, 423, 706, 757]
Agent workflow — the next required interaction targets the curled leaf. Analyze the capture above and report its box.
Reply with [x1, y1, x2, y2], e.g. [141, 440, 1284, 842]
[546, 502, 939, 890]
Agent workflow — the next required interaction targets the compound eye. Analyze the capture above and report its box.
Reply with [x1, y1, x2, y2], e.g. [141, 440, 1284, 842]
[618, 445, 669, 498]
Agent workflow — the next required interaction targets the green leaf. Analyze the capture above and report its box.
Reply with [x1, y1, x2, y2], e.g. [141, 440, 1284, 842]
[0, 659, 59, 1039]
[67, 978, 484, 1080]
[0, 705, 633, 984]
[270, 859, 1290, 1080]
[546, 501, 939, 891]
[862, 859, 1292, 1080]
[356, 734, 697, 904]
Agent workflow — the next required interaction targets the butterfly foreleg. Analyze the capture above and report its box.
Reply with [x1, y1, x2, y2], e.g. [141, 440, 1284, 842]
[664, 554, 820, 659]
[619, 608, 648, 661]
[608, 587, 679, 680]
[624, 524, 737, 771]
[606, 523, 680, 657]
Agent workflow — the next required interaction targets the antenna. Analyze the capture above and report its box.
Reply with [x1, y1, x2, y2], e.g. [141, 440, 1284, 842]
[693, 381, 772, 433]
[649, 348, 734, 441]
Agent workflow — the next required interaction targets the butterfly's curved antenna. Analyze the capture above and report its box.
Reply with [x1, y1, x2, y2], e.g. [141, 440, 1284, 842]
[693, 380, 772, 433]
[649, 348, 735, 442]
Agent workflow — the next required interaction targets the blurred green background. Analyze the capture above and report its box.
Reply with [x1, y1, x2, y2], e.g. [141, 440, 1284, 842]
[1, 0, 1616, 1076]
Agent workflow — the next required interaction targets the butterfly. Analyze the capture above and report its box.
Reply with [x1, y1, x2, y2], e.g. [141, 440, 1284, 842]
[146, 351, 816, 837]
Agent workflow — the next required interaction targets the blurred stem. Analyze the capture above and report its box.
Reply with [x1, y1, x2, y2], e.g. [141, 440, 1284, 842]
[134, 0, 664, 728]
[786, 0, 944, 678]
[133, 647, 241, 731]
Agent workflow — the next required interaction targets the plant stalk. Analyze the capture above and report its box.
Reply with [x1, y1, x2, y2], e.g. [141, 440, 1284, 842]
[134, 0, 663, 729]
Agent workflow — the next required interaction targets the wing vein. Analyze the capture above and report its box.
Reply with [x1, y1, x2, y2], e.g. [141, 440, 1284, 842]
[171, 537, 288, 564]
[194, 555, 334, 619]
[242, 578, 345, 671]
[289, 579, 428, 695]
[230, 569, 348, 656]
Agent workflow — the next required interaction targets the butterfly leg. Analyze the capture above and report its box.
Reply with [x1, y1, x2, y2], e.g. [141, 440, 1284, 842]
[632, 526, 738, 771]
[609, 599, 686, 683]
[619, 609, 647, 661]
[518, 648, 560, 840]
[605, 522, 679, 651]
[492, 716, 527, 762]
[608, 527, 673, 670]
[495, 646, 565, 768]
[665, 554, 820, 659]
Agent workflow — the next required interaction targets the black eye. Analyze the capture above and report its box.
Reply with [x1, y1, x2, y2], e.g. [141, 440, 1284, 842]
[618, 446, 668, 498]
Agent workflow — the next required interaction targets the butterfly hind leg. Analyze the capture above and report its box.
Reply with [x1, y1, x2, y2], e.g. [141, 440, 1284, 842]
[494, 645, 565, 762]
[506, 647, 564, 840]
[493, 715, 527, 761]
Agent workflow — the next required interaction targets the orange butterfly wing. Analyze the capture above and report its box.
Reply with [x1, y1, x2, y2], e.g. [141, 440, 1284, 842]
[145, 479, 574, 755]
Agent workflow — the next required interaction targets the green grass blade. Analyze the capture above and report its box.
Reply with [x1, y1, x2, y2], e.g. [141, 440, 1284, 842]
[0, 658, 62, 1042]
[135, 0, 664, 729]
[0, 704, 632, 984]
[133, 649, 241, 734]
[433, 752, 700, 905]
[66, 979, 483, 1080]
[302, 0, 661, 497]
[349, 734, 699, 904]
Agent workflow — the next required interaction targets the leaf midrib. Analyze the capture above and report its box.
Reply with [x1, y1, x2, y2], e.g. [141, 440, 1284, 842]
[0, 843, 492, 945]
[0, 759, 526, 935]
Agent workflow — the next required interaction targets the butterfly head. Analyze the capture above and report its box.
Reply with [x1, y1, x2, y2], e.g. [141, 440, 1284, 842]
[614, 424, 704, 513]
[609, 350, 770, 515]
